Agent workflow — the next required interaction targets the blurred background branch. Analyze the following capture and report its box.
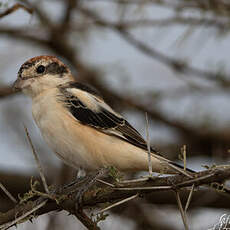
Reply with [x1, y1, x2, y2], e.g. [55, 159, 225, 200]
[1, 166, 230, 229]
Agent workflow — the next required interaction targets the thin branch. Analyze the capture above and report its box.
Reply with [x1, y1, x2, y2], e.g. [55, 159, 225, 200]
[145, 113, 152, 176]
[176, 174, 215, 187]
[0, 3, 33, 19]
[96, 179, 115, 187]
[1, 167, 230, 228]
[119, 177, 150, 183]
[1, 171, 229, 209]
[185, 184, 195, 213]
[114, 185, 172, 191]
[96, 193, 139, 214]
[0, 199, 48, 230]
[181, 145, 187, 171]
[24, 125, 49, 194]
[175, 191, 189, 230]
[0, 182, 17, 203]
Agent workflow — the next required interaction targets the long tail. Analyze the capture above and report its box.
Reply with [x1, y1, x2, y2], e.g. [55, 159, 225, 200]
[170, 161, 195, 173]
[151, 152, 195, 177]
[169, 161, 195, 177]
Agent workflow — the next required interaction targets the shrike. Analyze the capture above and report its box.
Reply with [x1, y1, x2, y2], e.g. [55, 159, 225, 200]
[13, 55, 192, 176]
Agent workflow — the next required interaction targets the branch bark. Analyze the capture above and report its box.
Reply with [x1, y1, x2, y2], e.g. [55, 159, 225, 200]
[0, 166, 230, 229]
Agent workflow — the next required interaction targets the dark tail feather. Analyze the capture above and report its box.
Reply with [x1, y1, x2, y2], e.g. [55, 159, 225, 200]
[150, 151, 195, 176]
[170, 161, 196, 173]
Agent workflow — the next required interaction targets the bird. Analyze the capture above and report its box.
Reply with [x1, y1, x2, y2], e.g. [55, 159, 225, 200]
[13, 55, 193, 176]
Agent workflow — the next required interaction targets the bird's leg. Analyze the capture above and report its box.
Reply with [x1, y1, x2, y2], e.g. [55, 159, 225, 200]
[74, 168, 109, 210]
[76, 167, 86, 179]
[61, 167, 86, 190]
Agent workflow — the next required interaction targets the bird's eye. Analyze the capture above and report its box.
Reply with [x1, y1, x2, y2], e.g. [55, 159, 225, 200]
[36, 65, 45, 74]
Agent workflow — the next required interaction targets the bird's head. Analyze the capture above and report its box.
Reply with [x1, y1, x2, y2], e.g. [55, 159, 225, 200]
[13, 55, 73, 97]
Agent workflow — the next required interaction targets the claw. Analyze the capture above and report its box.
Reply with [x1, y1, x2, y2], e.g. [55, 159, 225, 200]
[74, 168, 109, 210]
[75, 186, 87, 210]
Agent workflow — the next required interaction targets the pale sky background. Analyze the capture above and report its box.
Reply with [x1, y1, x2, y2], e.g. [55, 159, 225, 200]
[0, 0, 229, 229]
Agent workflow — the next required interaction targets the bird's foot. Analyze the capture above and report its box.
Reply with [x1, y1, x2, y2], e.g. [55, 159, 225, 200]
[74, 168, 109, 210]
[76, 167, 86, 179]
[74, 184, 90, 210]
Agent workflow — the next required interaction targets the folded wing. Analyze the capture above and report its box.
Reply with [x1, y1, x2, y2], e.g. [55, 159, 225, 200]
[58, 83, 158, 153]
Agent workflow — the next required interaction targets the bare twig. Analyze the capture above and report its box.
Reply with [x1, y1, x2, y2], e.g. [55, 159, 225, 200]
[24, 125, 49, 194]
[0, 199, 48, 230]
[0, 182, 17, 203]
[176, 174, 215, 187]
[0, 3, 33, 19]
[1, 167, 230, 228]
[118, 177, 151, 183]
[96, 193, 139, 214]
[185, 184, 195, 213]
[114, 185, 172, 191]
[181, 145, 187, 171]
[145, 113, 152, 176]
[96, 179, 115, 187]
[175, 191, 189, 230]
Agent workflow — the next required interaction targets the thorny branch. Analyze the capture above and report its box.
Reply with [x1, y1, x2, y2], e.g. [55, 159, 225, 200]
[0, 166, 230, 229]
[24, 126, 50, 194]
[0, 182, 17, 204]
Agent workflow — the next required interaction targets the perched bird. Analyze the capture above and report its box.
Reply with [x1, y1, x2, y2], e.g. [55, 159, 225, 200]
[13, 55, 192, 176]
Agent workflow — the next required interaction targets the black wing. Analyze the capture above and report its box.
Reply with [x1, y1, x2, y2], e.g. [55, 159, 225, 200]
[58, 85, 158, 153]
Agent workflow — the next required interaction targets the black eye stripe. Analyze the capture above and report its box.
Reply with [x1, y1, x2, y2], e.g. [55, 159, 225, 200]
[46, 62, 68, 77]
[36, 65, 46, 74]
[18, 60, 69, 79]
